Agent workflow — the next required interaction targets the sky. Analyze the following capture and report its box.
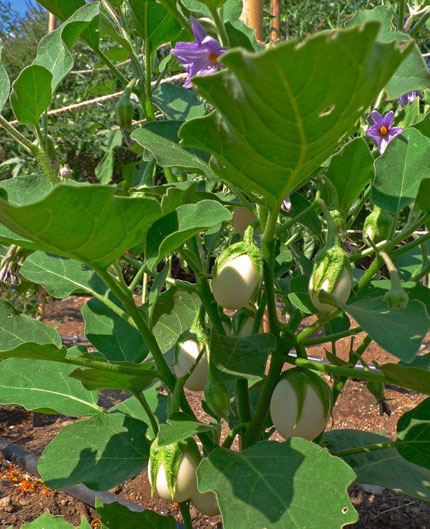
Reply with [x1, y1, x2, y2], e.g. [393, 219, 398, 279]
[12, 0, 37, 15]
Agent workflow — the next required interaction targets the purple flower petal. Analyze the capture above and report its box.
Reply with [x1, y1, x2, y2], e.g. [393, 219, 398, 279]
[191, 18, 207, 45]
[366, 111, 403, 154]
[380, 111, 394, 128]
[370, 111, 383, 126]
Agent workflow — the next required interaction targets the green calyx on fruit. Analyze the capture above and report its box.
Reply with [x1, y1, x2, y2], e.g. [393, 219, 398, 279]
[115, 87, 134, 132]
[270, 368, 332, 441]
[309, 244, 352, 313]
[363, 206, 392, 245]
[204, 378, 231, 419]
[384, 287, 409, 309]
[211, 227, 261, 310]
[149, 437, 201, 503]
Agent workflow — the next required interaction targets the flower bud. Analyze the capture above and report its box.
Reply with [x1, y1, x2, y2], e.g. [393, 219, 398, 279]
[204, 379, 231, 419]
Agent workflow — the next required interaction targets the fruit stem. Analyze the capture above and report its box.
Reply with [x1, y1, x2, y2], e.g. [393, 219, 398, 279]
[179, 501, 193, 529]
[133, 391, 159, 436]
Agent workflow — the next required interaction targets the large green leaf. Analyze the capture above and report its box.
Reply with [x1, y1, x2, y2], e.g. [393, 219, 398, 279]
[152, 287, 201, 353]
[128, 0, 181, 50]
[372, 129, 430, 214]
[346, 6, 430, 98]
[22, 514, 75, 529]
[341, 297, 430, 363]
[145, 200, 231, 268]
[416, 178, 430, 213]
[158, 412, 216, 446]
[0, 45, 10, 112]
[36, 0, 100, 50]
[132, 121, 216, 178]
[0, 358, 102, 416]
[0, 300, 61, 350]
[397, 398, 430, 469]
[324, 138, 373, 213]
[180, 23, 412, 206]
[97, 500, 177, 529]
[38, 413, 150, 490]
[393, 242, 430, 281]
[152, 83, 206, 121]
[33, 2, 100, 91]
[10, 65, 52, 126]
[109, 386, 168, 440]
[0, 184, 162, 269]
[197, 439, 358, 528]
[324, 429, 430, 501]
[70, 364, 156, 394]
[82, 298, 148, 362]
[210, 332, 275, 379]
[20, 252, 107, 298]
[380, 362, 430, 395]
[0, 173, 52, 205]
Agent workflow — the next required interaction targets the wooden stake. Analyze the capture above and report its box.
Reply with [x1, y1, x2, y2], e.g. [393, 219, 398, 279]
[240, 0, 264, 43]
[48, 13, 56, 33]
[270, 0, 281, 42]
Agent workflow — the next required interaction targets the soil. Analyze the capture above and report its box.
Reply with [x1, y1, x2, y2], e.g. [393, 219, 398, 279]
[0, 295, 429, 528]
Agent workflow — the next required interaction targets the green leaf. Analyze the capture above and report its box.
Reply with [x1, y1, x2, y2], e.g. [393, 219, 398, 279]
[20, 252, 107, 299]
[345, 7, 430, 98]
[225, 20, 262, 52]
[0, 173, 52, 205]
[341, 297, 430, 363]
[372, 129, 430, 214]
[78, 517, 92, 529]
[38, 413, 150, 490]
[0, 45, 10, 112]
[0, 184, 162, 269]
[36, 0, 100, 50]
[96, 500, 176, 529]
[95, 130, 123, 185]
[380, 362, 430, 395]
[158, 411, 216, 446]
[132, 121, 216, 178]
[324, 429, 430, 501]
[0, 300, 61, 350]
[180, 23, 412, 206]
[109, 386, 168, 440]
[10, 65, 52, 126]
[0, 358, 102, 416]
[152, 83, 206, 121]
[82, 298, 148, 362]
[198, 439, 358, 529]
[146, 200, 231, 268]
[393, 242, 430, 281]
[33, 2, 100, 91]
[152, 287, 201, 353]
[287, 275, 316, 314]
[284, 193, 321, 236]
[22, 514, 75, 529]
[181, 0, 242, 22]
[324, 138, 373, 213]
[210, 332, 275, 379]
[397, 398, 430, 469]
[70, 364, 155, 394]
[128, 0, 181, 50]
[416, 178, 430, 213]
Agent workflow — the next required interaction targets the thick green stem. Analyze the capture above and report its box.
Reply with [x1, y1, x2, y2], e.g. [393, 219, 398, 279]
[94, 48, 129, 86]
[397, 0, 405, 30]
[179, 502, 193, 529]
[0, 115, 58, 185]
[285, 353, 389, 384]
[409, 9, 430, 35]
[332, 336, 371, 404]
[380, 251, 402, 290]
[236, 379, 252, 443]
[316, 197, 339, 247]
[222, 423, 248, 448]
[244, 208, 282, 447]
[356, 256, 383, 291]
[303, 327, 362, 347]
[208, 5, 230, 47]
[61, 354, 159, 378]
[134, 391, 159, 436]
[95, 266, 176, 390]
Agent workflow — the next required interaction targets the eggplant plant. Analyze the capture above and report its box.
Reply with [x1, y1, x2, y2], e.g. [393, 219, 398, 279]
[0, 1, 430, 528]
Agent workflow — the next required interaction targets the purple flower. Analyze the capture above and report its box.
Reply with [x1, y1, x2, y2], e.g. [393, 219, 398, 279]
[398, 91, 423, 106]
[171, 18, 226, 88]
[281, 195, 292, 212]
[366, 111, 403, 154]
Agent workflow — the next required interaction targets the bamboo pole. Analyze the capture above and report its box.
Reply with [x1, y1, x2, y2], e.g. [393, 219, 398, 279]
[270, 0, 281, 42]
[240, 0, 264, 42]
[48, 13, 56, 33]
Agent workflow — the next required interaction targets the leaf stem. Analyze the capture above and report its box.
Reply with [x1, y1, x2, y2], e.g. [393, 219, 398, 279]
[208, 5, 230, 47]
[332, 441, 397, 458]
[303, 327, 362, 346]
[133, 391, 159, 436]
[179, 502, 193, 529]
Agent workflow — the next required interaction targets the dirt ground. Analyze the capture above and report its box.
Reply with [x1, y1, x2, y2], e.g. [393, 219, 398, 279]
[0, 295, 429, 528]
